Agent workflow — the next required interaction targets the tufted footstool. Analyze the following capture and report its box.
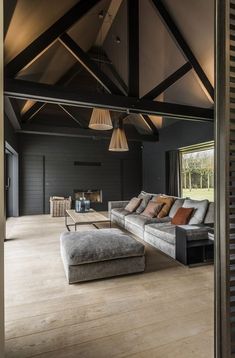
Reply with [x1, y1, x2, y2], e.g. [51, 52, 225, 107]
[60, 228, 145, 283]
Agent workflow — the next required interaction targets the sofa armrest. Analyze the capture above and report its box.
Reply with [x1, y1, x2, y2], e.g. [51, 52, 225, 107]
[108, 200, 129, 218]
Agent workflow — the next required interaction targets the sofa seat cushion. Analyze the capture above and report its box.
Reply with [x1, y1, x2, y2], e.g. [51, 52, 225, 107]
[60, 228, 145, 266]
[125, 214, 169, 229]
[111, 208, 132, 220]
[145, 223, 176, 245]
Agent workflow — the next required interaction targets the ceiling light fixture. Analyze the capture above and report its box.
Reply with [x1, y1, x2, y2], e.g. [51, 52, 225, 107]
[109, 119, 129, 152]
[89, 108, 113, 130]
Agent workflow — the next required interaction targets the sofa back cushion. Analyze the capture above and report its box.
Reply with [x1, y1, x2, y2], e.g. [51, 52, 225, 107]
[171, 207, 194, 225]
[139, 191, 161, 197]
[136, 193, 152, 214]
[154, 195, 175, 218]
[169, 198, 185, 218]
[142, 202, 163, 218]
[204, 202, 214, 224]
[125, 197, 142, 213]
[182, 199, 209, 224]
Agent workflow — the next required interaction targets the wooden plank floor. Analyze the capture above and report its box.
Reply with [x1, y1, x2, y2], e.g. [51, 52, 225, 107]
[5, 215, 214, 358]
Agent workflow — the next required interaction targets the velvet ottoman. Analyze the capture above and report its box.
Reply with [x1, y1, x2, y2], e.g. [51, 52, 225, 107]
[60, 228, 145, 283]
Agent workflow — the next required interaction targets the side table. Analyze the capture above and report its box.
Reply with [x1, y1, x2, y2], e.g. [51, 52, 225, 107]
[176, 225, 214, 266]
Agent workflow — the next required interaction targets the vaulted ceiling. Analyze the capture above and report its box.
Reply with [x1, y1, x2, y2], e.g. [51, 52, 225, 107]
[4, 0, 214, 142]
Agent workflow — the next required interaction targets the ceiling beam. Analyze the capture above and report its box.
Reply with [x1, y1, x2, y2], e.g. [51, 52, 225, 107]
[142, 62, 192, 100]
[140, 115, 159, 136]
[95, 0, 123, 46]
[22, 102, 46, 122]
[4, 78, 214, 121]
[151, 0, 214, 102]
[89, 48, 128, 95]
[17, 124, 157, 142]
[59, 33, 123, 95]
[5, 0, 101, 77]
[128, 0, 139, 97]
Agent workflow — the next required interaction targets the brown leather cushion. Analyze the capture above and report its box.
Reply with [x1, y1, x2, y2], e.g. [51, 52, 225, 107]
[142, 202, 163, 218]
[125, 197, 142, 212]
[171, 207, 194, 225]
[155, 196, 175, 218]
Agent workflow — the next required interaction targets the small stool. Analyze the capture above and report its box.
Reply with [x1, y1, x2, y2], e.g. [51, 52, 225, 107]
[50, 196, 71, 217]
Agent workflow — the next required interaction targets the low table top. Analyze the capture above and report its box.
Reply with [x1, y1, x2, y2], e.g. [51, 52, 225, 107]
[66, 209, 109, 224]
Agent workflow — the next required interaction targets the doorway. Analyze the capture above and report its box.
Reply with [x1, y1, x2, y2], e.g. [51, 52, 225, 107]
[5, 142, 19, 218]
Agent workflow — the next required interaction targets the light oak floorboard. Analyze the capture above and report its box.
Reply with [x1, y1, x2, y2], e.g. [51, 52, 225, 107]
[5, 215, 214, 358]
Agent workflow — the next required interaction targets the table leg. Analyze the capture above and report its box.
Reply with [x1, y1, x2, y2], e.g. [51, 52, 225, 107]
[65, 213, 70, 231]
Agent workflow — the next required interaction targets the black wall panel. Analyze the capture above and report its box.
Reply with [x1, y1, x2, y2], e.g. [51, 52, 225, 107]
[19, 134, 142, 215]
[20, 155, 44, 215]
[142, 120, 214, 194]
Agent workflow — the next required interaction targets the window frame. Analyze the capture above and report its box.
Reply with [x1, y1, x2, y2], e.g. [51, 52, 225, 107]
[179, 141, 215, 201]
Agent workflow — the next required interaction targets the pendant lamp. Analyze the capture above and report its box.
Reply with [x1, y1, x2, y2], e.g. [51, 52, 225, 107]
[109, 120, 129, 152]
[89, 108, 113, 130]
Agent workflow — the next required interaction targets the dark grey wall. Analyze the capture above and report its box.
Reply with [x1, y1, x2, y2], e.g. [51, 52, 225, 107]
[142, 120, 214, 194]
[19, 134, 142, 215]
[4, 115, 18, 151]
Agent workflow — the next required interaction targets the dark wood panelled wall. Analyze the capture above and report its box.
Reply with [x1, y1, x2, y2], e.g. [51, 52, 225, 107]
[19, 134, 142, 215]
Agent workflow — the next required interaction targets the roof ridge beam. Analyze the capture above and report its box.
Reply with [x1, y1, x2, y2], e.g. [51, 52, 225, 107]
[128, 0, 139, 97]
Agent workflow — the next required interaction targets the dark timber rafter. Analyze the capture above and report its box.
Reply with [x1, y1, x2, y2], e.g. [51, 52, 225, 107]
[59, 33, 123, 95]
[127, 0, 158, 136]
[142, 62, 192, 100]
[151, 0, 214, 102]
[128, 0, 139, 97]
[5, 0, 101, 77]
[4, 78, 214, 122]
[140, 115, 159, 135]
[21, 102, 46, 122]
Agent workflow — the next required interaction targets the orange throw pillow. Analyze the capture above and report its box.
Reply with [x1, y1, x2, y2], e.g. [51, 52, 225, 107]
[171, 207, 194, 225]
[154, 196, 175, 218]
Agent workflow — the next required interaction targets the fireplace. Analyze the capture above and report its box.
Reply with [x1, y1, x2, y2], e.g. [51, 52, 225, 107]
[74, 189, 102, 203]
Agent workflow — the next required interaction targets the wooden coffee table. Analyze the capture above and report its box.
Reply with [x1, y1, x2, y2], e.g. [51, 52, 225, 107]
[65, 209, 111, 231]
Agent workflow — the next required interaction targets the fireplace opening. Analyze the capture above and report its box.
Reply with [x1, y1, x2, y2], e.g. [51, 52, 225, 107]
[74, 189, 102, 203]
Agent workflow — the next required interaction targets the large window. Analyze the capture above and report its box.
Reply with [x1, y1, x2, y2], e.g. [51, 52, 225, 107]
[180, 142, 214, 201]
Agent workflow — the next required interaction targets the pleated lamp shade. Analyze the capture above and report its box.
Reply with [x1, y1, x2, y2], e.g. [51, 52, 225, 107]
[109, 128, 129, 152]
[88, 108, 113, 130]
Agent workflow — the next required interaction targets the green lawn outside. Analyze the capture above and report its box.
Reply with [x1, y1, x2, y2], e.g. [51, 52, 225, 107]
[182, 188, 214, 202]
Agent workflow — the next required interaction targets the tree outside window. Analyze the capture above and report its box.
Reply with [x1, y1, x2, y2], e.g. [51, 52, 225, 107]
[181, 147, 214, 201]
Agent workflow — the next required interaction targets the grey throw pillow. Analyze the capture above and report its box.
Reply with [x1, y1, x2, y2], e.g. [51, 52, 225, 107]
[182, 199, 209, 224]
[136, 194, 152, 214]
[125, 197, 142, 213]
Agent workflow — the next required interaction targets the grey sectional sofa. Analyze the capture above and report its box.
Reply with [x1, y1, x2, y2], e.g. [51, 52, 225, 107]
[108, 194, 214, 260]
